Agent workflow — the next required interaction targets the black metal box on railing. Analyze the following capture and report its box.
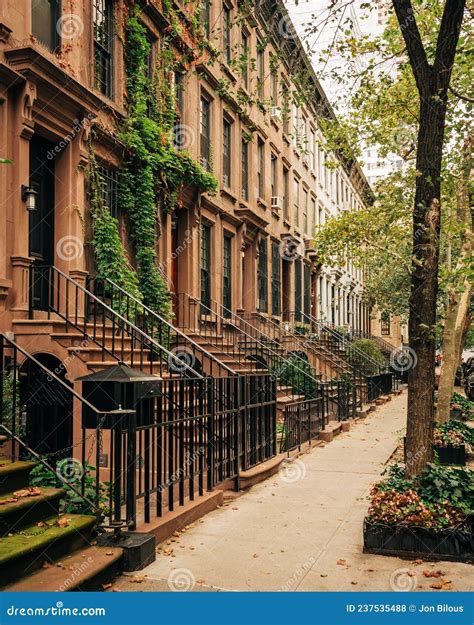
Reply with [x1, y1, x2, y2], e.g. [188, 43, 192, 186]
[79, 364, 161, 429]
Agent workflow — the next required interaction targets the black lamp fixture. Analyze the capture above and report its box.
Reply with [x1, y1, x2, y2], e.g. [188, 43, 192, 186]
[21, 185, 38, 211]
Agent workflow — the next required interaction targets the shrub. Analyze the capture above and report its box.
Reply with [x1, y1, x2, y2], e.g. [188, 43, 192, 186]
[275, 355, 318, 399]
[434, 421, 474, 448]
[347, 338, 385, 376]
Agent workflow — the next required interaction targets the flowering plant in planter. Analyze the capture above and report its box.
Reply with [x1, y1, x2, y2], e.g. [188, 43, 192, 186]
[367, 487, 465, 529]
[451, 393, 474, 420]
[433, 421, 474, 448]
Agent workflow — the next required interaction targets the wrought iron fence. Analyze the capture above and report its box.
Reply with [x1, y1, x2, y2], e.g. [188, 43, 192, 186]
[279, 396, 326, 454]
[367, 373, 394, 402]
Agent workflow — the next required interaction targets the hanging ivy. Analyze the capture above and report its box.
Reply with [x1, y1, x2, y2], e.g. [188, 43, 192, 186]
[87, 143, 142, 301]
[117, 4, 217, 318]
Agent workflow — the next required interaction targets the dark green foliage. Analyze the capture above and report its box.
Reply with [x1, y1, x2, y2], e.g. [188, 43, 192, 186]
[30, 462, 110, 517]
[348, 338, 385, 375]
[276, 356, 318, 399]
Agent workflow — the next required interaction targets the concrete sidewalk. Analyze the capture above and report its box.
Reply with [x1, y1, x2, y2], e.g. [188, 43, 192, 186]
[113, 392, 473, 592]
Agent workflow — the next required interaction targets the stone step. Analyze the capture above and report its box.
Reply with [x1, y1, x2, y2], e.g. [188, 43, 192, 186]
[4, 545, 123, 592]
[0, 461, 37, 496]
[0, 487, 65, 536]
[0, 514, 96, 588]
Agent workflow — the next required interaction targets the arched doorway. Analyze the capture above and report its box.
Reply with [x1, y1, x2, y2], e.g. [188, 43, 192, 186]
[19, 354, 73, 460]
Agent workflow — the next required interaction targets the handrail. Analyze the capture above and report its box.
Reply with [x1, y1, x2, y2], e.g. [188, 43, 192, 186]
[30, 265, 203, 379]
[295, 311, 387, 375]
[175, 293, 322, 399]
[242, 311, 348, 381]
[94, 276, 235, 377]
[0, 333, 117, 521]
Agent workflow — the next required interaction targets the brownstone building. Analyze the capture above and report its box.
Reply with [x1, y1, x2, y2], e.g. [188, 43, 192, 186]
[0, 0, 401, 548]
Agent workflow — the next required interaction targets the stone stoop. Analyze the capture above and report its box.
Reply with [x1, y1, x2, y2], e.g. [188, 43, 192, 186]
[0, 459, 123, 592]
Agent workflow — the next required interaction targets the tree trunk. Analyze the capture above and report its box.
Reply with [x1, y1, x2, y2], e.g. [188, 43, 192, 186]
[391, 0, 467, 477]
[436, 138, 473, 422]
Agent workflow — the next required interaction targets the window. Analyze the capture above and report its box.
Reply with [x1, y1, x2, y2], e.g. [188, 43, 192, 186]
[311, 197, 316, 232]
[310, 129, 316, 171]
[241, 137, 249, 200]
[283, 167, 289, 220]
[271, 242, 281, 316]
[293, 177, 299, 227]
[295, 259, 302, 322]
[222, 117, 232, 187]
[222, 4, 232, 64]
[282, 86, 290, 135]
[257, 42, 264, 99]
[270, 56, 278, 105]
[97, 165, 120, 220]
[271, 154, 277, 198]
[291, 103, 299, 148]
[200, 96, 211, 170]
[241, 30, 249, 90]
[200, 224, 212, 309]
[304, 264, 311, 318]
[302, 188, 308, 233]
[257, 138, 265, 198]
[381, 313, 391, 336]
[257, 238, 268, 312]
[172, 71, 185, 147]
[202, 0, 211, 38]
[223, 235, 232, 313]
[94, 0, 114, 98]
[32, 0, 61, 50]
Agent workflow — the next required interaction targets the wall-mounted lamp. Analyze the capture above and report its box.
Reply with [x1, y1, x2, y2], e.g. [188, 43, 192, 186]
[21, 185, 38, 212]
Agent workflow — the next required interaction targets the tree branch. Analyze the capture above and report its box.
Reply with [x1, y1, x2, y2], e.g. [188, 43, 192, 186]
[448, 84, 474, 103]
[391, 0, 430, 94]
[433, 0, 467, 89]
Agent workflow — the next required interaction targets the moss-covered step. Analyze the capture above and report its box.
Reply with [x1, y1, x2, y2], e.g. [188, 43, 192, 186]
[0, 514, 96, 588]
[0, 487, 65, 536]
[5, 545, 123, 592]
[0, 461, 37, 495]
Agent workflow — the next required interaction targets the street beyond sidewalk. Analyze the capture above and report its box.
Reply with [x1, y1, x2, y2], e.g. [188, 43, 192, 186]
[113, 391, 473, 592]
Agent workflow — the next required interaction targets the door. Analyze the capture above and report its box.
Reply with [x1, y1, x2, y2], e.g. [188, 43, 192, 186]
[29, 136, 55, 310]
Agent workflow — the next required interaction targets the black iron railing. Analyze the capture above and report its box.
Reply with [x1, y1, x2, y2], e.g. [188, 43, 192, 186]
[367, 372, 394, 402]
[0, 334, 128, 527]
[279, 396, 325, 454]
[28, 265, 202, 378]
[174, 293, 321, 400]
[92, 277, 234, 379]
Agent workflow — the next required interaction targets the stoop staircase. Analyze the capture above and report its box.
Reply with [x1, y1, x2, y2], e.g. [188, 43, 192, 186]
[0, 459, 122, 592]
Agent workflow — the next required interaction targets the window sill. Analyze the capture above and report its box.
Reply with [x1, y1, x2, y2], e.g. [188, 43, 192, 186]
[257, 197, 267, 209]
[221, 187, 238, 203]
[221, 62, 238, 83]
[283, 218, 292, 229]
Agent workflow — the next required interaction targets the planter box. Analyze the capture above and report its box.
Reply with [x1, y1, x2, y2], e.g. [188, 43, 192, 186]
[363, 518, 474, 562]
[404, 438, 466, 466]
[434, 444, 466, 466]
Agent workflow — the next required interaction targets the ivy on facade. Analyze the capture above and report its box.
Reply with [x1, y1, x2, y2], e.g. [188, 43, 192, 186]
[89, 2, 217, 320]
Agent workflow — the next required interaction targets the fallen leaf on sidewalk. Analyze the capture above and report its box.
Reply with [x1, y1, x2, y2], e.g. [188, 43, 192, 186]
[130, 577, 145, 583]
[101, 583, 113, 590]
[412, 559, 424, 565]
[56, 518, 70, 528]
[105, 551, 114, 556]
[42, 561, 53, 569]
[252, 553, 259, 558]
[351, 581, 358, 586]
[423, 570, 445, 578]
[320, 574, 328, 578]
[336, 559, 347, 566]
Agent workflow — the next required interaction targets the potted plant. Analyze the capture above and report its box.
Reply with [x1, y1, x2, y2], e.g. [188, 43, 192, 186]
[363, 464, 474, 561]
[433, 421, 473, 466]
[451, 392, 474, 421]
